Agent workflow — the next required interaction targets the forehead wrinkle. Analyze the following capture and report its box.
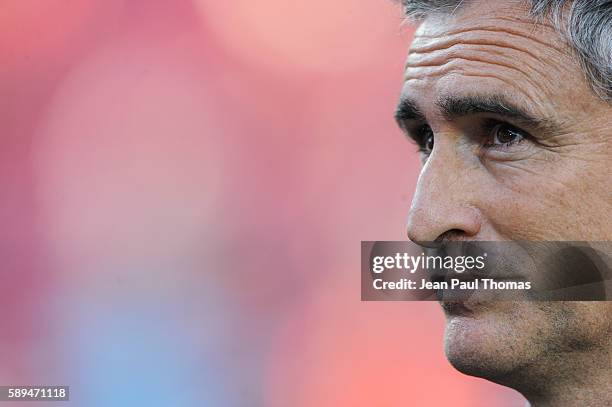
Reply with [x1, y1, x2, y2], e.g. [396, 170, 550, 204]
[403, 71, 542, 109]
[403, 23, 577, 114]
[409, 24, 571, 69]
[409, 36, 542, 65]
[404, 57, 552, 100]
[406, 43, 553, 86]
[413, 24, 568, 56]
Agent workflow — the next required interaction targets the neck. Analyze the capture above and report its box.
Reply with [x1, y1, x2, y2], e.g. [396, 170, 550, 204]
[504, 345, 611, 407]
[526, 369, 611, 407]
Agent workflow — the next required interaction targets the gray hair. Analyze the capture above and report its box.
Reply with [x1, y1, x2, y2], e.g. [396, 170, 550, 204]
[400, 0, 612, 102]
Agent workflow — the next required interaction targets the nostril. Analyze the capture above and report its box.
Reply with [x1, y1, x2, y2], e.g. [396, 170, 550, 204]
[435, 229, 468, 243]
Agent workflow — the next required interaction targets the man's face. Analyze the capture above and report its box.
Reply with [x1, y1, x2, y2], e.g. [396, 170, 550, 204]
[396, 0, 612, 382]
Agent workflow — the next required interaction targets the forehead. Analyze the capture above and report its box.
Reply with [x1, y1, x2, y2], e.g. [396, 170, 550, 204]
[403, 1, 585, 119]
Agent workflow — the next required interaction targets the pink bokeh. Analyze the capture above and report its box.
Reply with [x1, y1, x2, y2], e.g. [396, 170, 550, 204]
[1, 0, 525, 405]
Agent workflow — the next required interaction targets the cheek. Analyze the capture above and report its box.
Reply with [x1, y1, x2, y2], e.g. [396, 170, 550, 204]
[476, 165, 598, 240]
[477, 142, 612, 240]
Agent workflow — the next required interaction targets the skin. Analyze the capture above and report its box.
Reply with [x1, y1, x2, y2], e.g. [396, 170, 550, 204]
[396, 1, 612, 406]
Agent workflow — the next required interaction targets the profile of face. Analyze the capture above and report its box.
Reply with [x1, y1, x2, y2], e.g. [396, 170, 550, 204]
[396, 0, 612, 403]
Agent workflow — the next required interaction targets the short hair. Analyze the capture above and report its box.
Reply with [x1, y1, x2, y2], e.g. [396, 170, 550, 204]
[399, 0, 612, 102]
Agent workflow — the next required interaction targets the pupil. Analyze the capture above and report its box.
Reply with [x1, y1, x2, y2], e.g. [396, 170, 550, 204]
[498, 126, 517, 143]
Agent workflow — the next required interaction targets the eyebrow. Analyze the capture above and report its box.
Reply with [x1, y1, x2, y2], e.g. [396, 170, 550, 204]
[437, 94, 546, 127]
[394, 98, 425, 125]
[395, 94, 561, 135]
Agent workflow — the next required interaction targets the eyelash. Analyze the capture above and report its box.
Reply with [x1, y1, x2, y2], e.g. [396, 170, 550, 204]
[415, 124, 434, 154]
[412, 120, 531, 155]
[482, 120, 530, 150]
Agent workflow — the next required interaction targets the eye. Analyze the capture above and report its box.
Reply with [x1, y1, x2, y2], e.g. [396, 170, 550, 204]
[417, 124, 434, 154]
[486, 123, 527, 148]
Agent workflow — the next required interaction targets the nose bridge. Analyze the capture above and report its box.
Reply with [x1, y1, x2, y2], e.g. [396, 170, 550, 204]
[407, 145, 481, 242]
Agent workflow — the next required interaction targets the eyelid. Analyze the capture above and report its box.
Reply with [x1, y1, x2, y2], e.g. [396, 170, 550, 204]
[485, 124, 525, 148]
[416, 124, 434, 145]
[478, 123, 538, 162]
[481, 119, 540, 147]
[400, 122, 430, 148]
[482, 118, 534, 139]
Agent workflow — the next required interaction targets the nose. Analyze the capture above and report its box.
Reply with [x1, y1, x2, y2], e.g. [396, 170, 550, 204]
[407, 149, 481, 243]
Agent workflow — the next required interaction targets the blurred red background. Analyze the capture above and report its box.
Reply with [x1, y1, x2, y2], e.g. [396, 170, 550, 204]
[0, 0, 525, 405]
